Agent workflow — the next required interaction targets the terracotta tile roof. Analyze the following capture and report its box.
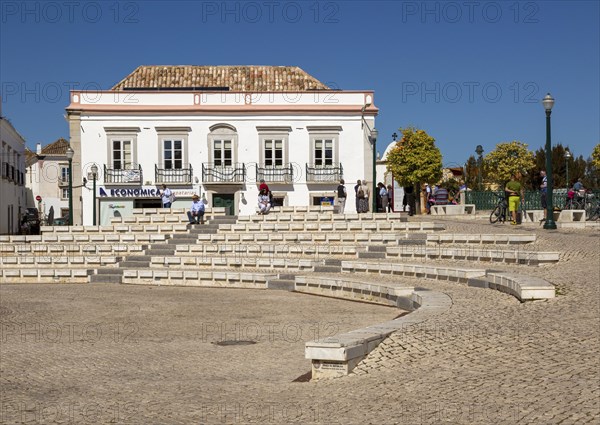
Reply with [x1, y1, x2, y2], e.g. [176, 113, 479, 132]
[40, 138, 69, 156]
[25, 148, 37, 167]
[111, 65, 331, 91]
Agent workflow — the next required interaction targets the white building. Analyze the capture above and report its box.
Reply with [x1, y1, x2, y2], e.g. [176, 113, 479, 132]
[0, 107, 27, 234]
[66, 65, 378, 225]
[25, 138, 73, 221]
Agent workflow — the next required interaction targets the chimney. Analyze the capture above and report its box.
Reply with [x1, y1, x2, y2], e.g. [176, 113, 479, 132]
[36, 143, 42, 154]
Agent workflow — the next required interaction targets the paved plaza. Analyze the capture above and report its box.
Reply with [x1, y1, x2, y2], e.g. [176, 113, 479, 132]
[1, 217, 599, 424]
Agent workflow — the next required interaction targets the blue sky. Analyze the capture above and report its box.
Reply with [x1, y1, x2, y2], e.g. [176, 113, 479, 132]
[1, 0, 598, 165]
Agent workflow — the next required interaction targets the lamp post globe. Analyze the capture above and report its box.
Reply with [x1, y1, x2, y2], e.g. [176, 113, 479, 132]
[65, 146, 74, 226]
[542, 93, 557, 229]
[91, 163, 98, 226]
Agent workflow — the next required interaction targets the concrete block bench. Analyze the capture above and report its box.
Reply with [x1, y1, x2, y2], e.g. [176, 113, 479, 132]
[0, 268, 92, 284]
[430, 204, 476, 215]
[523, 209, 586, 223]
[468, 272, 555, 301]
[427, 233, 536, 245]
[239, 212, 407, 223]
[305, 289, 453, 379]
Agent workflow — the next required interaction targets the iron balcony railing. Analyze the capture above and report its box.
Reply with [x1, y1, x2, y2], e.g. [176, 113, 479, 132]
[306, 163, 343, 182]
[256, 164, 293, 183]
[103, 164, 143, 184]
[155, 164, 193, 184]
[202, 163, 245, 183]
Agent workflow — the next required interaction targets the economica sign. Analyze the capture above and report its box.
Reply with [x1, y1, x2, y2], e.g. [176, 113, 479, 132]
[99, 187, 160, 198]
[98, 187, 197, 198]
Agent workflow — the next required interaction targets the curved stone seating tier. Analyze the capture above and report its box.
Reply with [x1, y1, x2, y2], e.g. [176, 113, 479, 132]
[40, 224, 189, 234]
[385, 246, 559, 265]
[468, 272, 556, 301]
[294, 275, 414, 307]
[111, 215, 223, 224]
[427, 233, 536, 244]
[169, 244, 558, 265]
[0, 256, 121, 267]
[0, 243, 146, 255]
[237, 212, 407, 223]
[305, 289, 453, 379]
[122, 270, 275, 289]
[0, 234, 169, 244]
[132, 207, 227, 216]
[217, 222, 445, 233]
[174, 244, 360, 257]
[195, 232, 424, 244]
[0, 268, 92, 283]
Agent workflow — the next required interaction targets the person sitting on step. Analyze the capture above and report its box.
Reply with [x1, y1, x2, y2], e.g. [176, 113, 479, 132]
[187, 194, 205, 224]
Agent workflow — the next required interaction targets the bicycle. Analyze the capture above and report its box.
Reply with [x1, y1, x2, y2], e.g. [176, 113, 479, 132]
[490, 193, 508, 224]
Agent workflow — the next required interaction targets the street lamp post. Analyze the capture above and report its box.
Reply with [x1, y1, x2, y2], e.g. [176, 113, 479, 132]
[369, 128, 379, 213]
[91, 163, 98, 225]
[475, 145, 484, 190]
[65, 146, 74, 225]
[542, 93, 557, 230]
[564, 149, 572, 189]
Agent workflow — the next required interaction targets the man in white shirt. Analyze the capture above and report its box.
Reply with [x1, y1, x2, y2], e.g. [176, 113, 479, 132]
[161, 184, 173, 209]
[187, 194, 205, 224]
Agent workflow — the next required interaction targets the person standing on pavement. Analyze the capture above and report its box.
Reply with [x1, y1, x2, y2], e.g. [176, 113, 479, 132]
[354, 179, 362, 213]
[506, 173, 524, 225]
[540, 170, 548, 222]
[379, 183, 389, 213]
[161, 184, 173, 209]
[336, 179, 347, 214]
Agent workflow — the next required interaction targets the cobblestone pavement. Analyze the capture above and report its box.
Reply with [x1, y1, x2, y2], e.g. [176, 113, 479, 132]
[1, 218, 599, 424]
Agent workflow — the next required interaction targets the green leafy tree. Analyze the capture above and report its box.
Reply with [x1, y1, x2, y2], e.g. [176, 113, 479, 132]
[386, 127, 443, 187]
[483, 141, 535, 185]
[592, 144, 600, 168]
[529, 144, 587, 189]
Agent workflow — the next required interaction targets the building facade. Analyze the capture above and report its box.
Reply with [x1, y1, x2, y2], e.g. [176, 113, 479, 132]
[66, 66, 378, 224]
[0, 110, 27, 234]
[25, 138, 73, 222]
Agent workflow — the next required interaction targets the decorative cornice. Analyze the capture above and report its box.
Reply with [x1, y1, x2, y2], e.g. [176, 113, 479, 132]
[155, 127, 192, 133]
[306, 126, 343, 133]
[104, 127, 141, 133]
[256, 126, 293, 133]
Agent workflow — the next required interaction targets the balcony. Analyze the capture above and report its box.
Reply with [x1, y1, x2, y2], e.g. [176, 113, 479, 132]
[256, 164, 294, 183]
[306, 163, 343, 182]
[103, 164, 143, 184]
[155, 165, 193, 185]
[1, 162, 7, 180]
[202, 163, 245, 184]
